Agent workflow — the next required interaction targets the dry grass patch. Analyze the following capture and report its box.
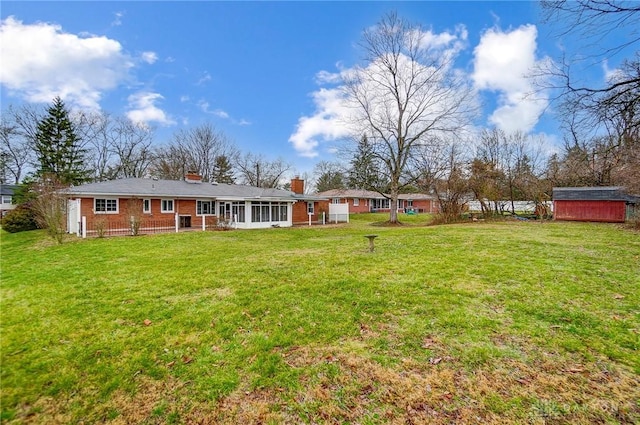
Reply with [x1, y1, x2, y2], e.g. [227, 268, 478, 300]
[6, 342, 640, 424]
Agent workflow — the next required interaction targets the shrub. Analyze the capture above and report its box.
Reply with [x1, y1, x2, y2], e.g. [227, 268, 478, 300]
[628, 210, 640, 230]
[1, 204, 38, 233]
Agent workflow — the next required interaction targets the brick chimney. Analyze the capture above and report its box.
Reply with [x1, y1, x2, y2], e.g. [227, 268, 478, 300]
[291, 176, 304, 194]
[185, 171, 202, 183]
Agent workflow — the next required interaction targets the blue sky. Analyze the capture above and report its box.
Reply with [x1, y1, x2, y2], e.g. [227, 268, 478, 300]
[0, 1, 627, 175]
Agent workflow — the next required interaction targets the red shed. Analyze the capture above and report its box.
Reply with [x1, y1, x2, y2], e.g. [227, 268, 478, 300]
[552, 187, 638, 223]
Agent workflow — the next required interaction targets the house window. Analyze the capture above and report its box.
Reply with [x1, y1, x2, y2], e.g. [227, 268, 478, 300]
[398, 200, 404, 209]
[197, 200, 213, 215]
[251, 201, 271, 222]
[161, 199, 174, 213]
[232, 202, 245, 222]
[353, 198, 360, 206]
[332, 198, 341, 204]
[407, 200, 414, 207]
[307, 202, 314, 214]
[95, 198, 118, 213]
[271, 203, 288, 222]
[372, 198, 390, 209]
[143, 199, 151, 214]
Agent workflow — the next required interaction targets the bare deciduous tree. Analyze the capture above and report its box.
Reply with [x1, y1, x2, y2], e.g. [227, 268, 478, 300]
[0, 105, 43, 183]
[343, 12, 476, 223]
[235, 152, 291, 188]
[151, 123, 237, 182]
[538, 1, 639, 144]
[31, 174, 67, 244]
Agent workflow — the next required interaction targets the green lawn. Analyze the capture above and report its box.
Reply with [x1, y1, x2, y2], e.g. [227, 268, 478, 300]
[1, 216, 639, 424]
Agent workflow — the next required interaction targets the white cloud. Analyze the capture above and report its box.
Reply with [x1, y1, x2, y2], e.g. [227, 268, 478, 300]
[472, 24, 548, 133]
[0, 16, 134, 110]
[417, 24, 468, 53]
[141, 51, 158, 64]
[126, 91, 175, 126]
[602, 59, 624, 84]
[111, 11, 124, 27]
[197, 98, 250, 126]
[289, 25, 473, 158]
[197, 72, 211, 85]
[288, 87, 353, 158]
[213, 109, 229, 119]
[315, 70, 341, 85]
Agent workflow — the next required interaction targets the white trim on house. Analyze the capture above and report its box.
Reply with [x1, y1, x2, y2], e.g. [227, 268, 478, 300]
[94, 198, 119, 214]
[143, 198, 151, 214]
[196, 200, 214, 216]
[161, 199, 174, 213]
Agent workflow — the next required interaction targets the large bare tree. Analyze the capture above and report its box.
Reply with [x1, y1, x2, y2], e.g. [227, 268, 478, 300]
[343, 12, 476, 223]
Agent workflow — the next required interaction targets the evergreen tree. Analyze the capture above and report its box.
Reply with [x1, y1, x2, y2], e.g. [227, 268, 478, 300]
[347, 135, 385, 190]
[34, 97, 89, 185]
[316, 171, 345, 192]
[211, 155, 235, 184]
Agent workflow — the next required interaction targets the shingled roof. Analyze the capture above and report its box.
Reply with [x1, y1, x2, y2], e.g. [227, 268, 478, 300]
[317, 188, 435, 200]
[552, 187, 637, 202]
[64, 178, 325, 201]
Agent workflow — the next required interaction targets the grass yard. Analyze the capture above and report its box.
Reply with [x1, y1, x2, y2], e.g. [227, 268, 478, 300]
[1, 216, 639, 424]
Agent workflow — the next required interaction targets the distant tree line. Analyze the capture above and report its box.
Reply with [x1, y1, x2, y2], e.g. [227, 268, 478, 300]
[0, 98, 293, 189]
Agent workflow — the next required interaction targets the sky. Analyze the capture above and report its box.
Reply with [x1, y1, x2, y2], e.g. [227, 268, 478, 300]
[0, 1, 629, 176]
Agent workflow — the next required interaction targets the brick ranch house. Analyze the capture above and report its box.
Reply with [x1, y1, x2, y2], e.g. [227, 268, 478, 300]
[316, 189, 439, 214]
[552, 186, 639, 223]
[64, 174, 327, 236]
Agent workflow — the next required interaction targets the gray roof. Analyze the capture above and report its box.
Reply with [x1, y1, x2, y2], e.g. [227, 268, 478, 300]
[552, 186, 637, 202]
[317, 188, 435, 200]
[64, 178, 323, 201]
[0, 184, 20, 196]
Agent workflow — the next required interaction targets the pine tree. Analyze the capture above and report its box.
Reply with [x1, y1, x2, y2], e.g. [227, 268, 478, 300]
[211, 155, 235, 184]
[34, 97, 89, 185]
[347, 135, 385, 190]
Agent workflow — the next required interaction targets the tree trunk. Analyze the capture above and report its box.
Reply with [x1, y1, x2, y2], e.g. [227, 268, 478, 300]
[389, 195, 398, 223]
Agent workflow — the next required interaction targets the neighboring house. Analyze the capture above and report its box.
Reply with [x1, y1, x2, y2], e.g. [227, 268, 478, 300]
[64, 174, 325, 236]
[553, 186, 639, 223]
[316, 189, 439, 214]
[0, 184, 19, 217]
